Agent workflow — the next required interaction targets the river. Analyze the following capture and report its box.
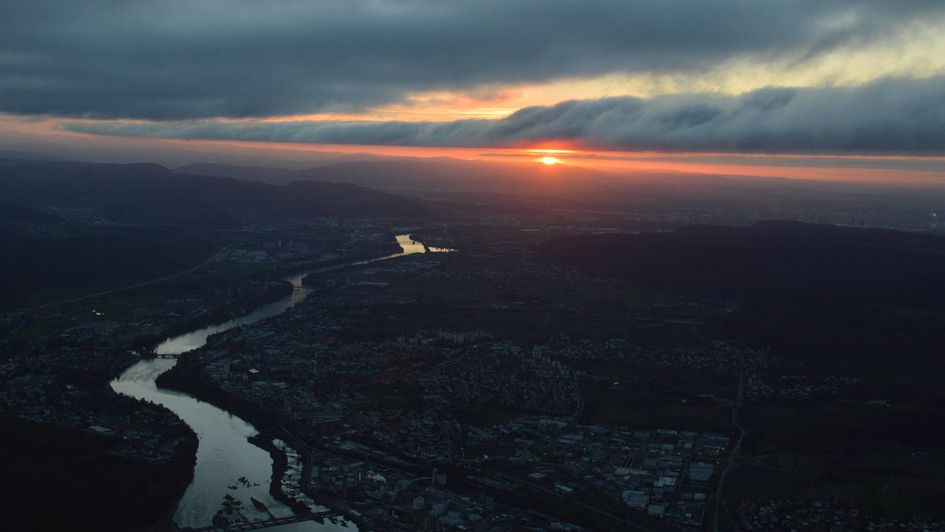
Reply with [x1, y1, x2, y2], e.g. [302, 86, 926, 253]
[110, 234, 438, 529]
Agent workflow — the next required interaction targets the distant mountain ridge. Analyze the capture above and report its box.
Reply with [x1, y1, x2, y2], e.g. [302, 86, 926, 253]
[173, 157, 647, 195]
[0, 158, 430, 228]
[174, 162, 301, 184]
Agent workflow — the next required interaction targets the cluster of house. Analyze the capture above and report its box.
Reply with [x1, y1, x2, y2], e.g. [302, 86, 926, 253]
[307, 451, 579, 530]
[465, 418, 729, 529]
[737, 500, 945, 531]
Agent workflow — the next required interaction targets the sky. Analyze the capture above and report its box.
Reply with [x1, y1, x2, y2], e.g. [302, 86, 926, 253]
[3, 0, 945, 181]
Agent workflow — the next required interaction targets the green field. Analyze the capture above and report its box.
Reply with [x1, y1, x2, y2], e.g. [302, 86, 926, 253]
[582, 388, 732, 431]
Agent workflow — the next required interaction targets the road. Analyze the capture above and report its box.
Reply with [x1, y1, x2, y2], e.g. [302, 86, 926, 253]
[39, 245, 230, 308]
[713, 365, 747, 532]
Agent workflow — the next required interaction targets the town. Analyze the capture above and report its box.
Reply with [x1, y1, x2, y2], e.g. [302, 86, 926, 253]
[4, 214, 945, 531]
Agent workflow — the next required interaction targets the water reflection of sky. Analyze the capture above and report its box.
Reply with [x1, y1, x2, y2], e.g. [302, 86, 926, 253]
[112, 234, 452, 529]
[111, 360, 292, 529]
[398, 233, 456, 254]
[395, 234, 425, 254]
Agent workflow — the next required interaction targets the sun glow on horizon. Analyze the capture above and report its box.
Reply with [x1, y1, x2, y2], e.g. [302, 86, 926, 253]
[11, 113, 942, 185]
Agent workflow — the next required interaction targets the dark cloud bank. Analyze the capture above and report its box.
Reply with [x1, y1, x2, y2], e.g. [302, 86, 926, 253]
[2, 0, 944, 119]
[65, 76, 945, 155]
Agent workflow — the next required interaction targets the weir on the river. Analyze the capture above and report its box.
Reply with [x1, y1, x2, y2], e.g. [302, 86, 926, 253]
[110, 234, 437, 530]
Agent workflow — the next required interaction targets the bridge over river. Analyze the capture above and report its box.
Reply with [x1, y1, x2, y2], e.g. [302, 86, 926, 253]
[188, 514, 316, 532]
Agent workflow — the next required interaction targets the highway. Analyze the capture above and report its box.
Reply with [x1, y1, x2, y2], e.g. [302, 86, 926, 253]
[39, 245, 231, 308]
[713, 365, 747, 532]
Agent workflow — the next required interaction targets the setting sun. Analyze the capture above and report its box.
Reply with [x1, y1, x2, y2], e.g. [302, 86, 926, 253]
[540, 156, 561, 165]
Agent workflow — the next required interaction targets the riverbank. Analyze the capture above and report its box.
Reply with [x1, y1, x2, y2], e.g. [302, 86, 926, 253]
[156, 353, 278, 429]
[273, 242, 403, 280]
[248, 434, 312, 515]
[116, 235, 423, 528]
[135, 280, 295, 354]
[157, 355, 371, 528]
